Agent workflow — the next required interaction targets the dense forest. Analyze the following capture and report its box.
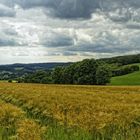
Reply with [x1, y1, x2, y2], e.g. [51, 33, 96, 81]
[1, 54, 140, 85]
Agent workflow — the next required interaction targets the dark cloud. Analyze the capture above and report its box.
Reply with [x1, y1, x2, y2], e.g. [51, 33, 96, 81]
[46, 0, 139, 21]
[0, 0, 140, 21]
[11, 0, 99, 19]
[45, 0, 99, 19]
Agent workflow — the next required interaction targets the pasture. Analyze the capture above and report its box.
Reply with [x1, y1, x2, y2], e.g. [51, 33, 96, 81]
[111, 71, 140, 85]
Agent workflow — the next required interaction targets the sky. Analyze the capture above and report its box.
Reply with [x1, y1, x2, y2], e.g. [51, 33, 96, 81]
[0, 0, 140, 64]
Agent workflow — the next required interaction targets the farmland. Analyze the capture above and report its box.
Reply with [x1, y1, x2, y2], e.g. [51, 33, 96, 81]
[0, 83, 140, 139]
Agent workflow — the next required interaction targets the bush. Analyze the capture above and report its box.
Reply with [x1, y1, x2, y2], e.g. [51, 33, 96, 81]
[8, 79, 12, 83]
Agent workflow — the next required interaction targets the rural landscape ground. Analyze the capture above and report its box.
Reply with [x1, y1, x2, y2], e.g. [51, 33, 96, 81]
[0, 0, 140, 139]
[0, 54, 140, 139]
[0, 83, 140, 140]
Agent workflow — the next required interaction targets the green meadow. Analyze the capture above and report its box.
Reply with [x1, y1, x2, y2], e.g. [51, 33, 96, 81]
[111, 71, 140, 85]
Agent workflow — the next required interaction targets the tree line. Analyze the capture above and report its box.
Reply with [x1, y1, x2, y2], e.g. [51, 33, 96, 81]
[99, 54, 140, 65]
[9, 54, 140, 85]
[19, 59, 111, 85]
[112, 65, 139, 77]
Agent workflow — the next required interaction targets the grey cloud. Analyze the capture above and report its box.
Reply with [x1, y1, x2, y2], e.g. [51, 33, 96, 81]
[0, 38, 18, 46]
[100, 0, 140, 22]
[126, 23, 140, 30]
[19, 0, 140, 24]
[0, 0, 15, 7]
[18, 0, 99, 19]
[45, 0, 99, 19]
[0, 0, 140, 63]
[41, 32, 74, 47]
[61, 29, 140, 55]
[0, 0, 140, 21]
[106, 9, 131, 22]
[101, 1, 130, 22]
[62, 51, 77, 56]
[0, 36, 26, 47]
[0, 4, 15, 17]
[46, 52, 61, 56]
[3, 28, 18, 36]
[127, 0, 140, 8]
[0, 29, 26, 47]
[66, 42, 133, 54]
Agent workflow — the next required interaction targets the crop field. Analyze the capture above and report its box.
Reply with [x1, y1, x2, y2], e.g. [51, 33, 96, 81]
[0, 83, 140, 139]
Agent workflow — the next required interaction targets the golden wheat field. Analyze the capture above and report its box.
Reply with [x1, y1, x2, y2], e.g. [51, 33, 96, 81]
[0, 83, 140, 140]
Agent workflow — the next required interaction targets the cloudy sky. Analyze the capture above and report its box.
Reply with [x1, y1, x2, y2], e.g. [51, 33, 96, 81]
[0, 0, 140, 64]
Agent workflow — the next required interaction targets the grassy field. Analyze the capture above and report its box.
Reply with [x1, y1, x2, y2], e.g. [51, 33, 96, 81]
[110, 63, 140, 86]
[111, 71, 140, 85]
[0, 83, 140, 139]
[129, 63, 140, 67]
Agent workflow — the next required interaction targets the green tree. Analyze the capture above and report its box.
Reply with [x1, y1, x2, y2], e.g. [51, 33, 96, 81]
[62, 64, 76, 84]
[74, 59, 98, 84]
[52, 67, 64, 84]
[96, 65, 111, 85]
[77, 75, 92, 85]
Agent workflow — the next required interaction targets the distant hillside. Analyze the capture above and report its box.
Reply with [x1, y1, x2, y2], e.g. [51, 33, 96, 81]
[0, 62, 70, 80]
[110, 63, 140, 85]
[99, 54, 140, 65]
[0, 63, 71, 71]
[1, 53, 140, 83]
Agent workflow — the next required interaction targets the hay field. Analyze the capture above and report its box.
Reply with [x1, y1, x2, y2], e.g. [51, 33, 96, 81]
[0, 83, 140, 140]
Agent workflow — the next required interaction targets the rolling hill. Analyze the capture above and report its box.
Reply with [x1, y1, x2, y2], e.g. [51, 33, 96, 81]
[1, 53, 140, 84]
[110, 71, 140, 85]
[0, 62, 70, 80]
